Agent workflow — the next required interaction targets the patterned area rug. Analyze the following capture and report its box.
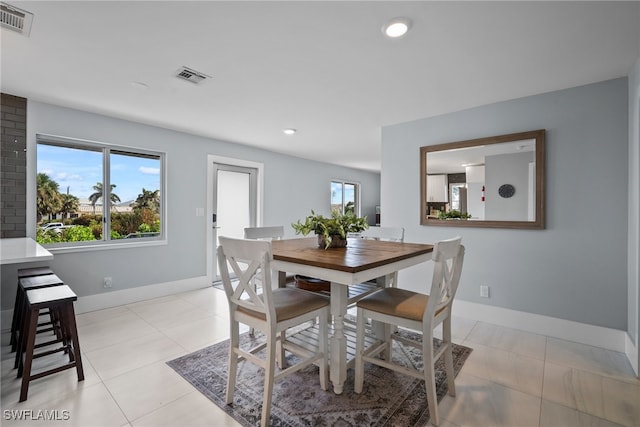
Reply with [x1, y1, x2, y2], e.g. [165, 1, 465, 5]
[167, 328, 472, 427]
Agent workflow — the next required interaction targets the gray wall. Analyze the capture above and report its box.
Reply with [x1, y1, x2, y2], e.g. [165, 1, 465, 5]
[0, 100, 380, 311]
[382, 78, 628, 330]
[484, 151, 534, 221]
[629, 58, 640, 352]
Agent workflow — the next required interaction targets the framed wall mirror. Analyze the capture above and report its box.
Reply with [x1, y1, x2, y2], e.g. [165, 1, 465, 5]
[420, 129, 545, 229]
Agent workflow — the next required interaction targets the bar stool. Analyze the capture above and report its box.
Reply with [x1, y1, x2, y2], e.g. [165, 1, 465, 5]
[17, 284, 84, 402]
[10, 267, 54, 350]
[10, 271, 61, 354]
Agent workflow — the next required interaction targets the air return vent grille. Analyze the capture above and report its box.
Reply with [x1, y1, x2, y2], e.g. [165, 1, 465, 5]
[0, 2, 33, 36]
[175, 66, 210, 84]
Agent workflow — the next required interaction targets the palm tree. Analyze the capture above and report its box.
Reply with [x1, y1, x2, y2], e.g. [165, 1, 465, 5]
[58, 193, 79, 219]
[132, 188, 160, 213]
[89, 182, 120, 213]
[36, 173, 62, 222]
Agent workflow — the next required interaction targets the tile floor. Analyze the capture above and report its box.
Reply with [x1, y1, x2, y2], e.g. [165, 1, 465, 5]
[1, 286, 639, 426]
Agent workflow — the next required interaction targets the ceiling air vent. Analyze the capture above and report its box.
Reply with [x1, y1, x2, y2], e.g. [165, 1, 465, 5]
[175, 66, 210, 84]
[0, 2, 33, 36]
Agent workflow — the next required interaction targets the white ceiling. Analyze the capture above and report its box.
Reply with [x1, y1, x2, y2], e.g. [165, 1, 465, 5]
[1, 1, 638, 172]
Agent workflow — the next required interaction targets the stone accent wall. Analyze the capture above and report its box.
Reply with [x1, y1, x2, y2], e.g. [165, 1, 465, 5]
[1, 93, 27, 238]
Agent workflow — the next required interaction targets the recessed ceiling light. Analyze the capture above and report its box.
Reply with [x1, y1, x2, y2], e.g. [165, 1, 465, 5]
[382, 17, 411, 38]
[283, 128, 297, 135]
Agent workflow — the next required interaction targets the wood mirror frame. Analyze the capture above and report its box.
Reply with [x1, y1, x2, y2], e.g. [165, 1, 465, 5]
[420, 129, 545, 229]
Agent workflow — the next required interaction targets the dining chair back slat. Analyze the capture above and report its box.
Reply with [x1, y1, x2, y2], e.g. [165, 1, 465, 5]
[244, 226, 285, 240]
[360, 226, 404, 242]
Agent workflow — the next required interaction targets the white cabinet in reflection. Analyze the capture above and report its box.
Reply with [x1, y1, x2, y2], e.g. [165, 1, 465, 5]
[426, 174, 448, 202]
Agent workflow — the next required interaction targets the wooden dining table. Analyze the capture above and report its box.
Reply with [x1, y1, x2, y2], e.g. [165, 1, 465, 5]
[270, 237, 433, 394]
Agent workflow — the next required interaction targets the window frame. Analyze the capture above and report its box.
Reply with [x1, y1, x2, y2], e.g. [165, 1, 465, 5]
[330, 179, 361, 216]
[35, 134, 167, 252]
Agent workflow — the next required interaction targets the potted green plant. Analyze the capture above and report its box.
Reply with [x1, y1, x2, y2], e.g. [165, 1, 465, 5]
[292, 210, 369, 249]
[437, 210, 472, 220]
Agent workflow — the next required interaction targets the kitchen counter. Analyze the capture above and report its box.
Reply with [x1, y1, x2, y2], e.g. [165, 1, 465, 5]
[0, 238, 53, 265]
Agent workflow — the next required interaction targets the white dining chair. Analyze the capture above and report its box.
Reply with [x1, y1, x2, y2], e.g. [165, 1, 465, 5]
[244, 226, 285, 241]
[346, 227, 406, 304]
[243, 226, 289, 336]
[360, 226, 405, 242]
[354, 236, 465, 426]
[217, 236, 329, 427]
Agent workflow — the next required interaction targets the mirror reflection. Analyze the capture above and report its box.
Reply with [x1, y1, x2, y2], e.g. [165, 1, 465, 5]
[420, 129, 545, 229]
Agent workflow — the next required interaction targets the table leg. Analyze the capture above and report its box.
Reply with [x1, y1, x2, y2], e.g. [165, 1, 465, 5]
[329, 282, 347, 394]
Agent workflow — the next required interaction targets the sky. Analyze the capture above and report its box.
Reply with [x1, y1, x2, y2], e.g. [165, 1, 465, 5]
[37, 144, 160, 204]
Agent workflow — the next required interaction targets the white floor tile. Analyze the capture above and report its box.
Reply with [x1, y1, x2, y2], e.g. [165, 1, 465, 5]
[126, 297, 211, 330]
[540, 399, 624, 427]
[542, 361, 640, 426]
[545, 337, 637, 382]
[131, 391, 240, 427]
[439, 371, 541, 427]
[75, 306, 133, 327]
[77, 311, 158, 353]
[104, 361, 194, 422]
[84, 331, 184, 381]
[161, 313, 231, 352]
[542, 362, 606, 417]
[1, 382, 128, 427]
[177, 286, 230, 315]
[465, 321, 547, 360]
[460, 342, 544, 396]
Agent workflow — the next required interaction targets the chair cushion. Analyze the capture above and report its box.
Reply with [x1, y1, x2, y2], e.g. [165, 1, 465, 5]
[238, 288, 329, 322]
[356, 287, 428, 322]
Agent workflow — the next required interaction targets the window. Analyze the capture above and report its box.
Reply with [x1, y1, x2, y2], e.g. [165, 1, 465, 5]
[449, 183, 467, 211]
[36, 135, 164, 247]
[331, 180, 359, 215]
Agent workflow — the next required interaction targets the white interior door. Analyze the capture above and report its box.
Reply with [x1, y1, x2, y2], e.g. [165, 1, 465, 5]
[212, 163, 258, 280]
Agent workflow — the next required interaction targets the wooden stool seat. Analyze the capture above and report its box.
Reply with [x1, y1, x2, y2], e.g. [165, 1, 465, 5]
[17, 284, 84, 402]
[10, 271, 62, 353]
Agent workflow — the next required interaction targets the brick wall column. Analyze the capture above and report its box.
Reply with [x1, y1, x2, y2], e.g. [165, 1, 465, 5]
[1, 93, 27, 238]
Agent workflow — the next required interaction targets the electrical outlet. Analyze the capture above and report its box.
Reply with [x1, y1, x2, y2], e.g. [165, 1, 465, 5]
[480, 285, 490, 298]
[103, 277, 113, 288]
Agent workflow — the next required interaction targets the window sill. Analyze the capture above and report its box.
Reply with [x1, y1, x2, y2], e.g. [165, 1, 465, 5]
[44, 238, 167, 255]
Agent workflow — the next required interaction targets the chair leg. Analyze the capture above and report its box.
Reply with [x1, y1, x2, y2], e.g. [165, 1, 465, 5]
[276, 330, 286, 369]
[382, 322, 392, 361]
[10, 287, 23, 351]
[19, 309, 39, 402]
[226, 320, 240, 405]
[423, 333, 439, 426]
[354, 307, 365, 394]
[318, 309, 328, 391]
[261, 332, 276, 427]
[442, 316, 456, 397]
[63, 304, 84, 381]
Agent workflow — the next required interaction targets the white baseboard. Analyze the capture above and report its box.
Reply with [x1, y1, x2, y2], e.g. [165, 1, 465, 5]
[625, 333, 639, 376]
[453, 300, 628, 354]
[74, 276, 211, 314]
[1, 276, 211, 331]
